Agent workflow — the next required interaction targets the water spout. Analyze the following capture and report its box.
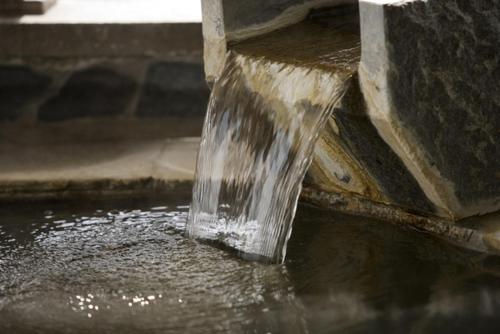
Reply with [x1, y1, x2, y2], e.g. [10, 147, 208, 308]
[188, 26, 358, 261]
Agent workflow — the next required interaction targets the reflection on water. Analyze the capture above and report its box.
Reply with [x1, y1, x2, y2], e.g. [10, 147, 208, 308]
[1, 197, 500, 333]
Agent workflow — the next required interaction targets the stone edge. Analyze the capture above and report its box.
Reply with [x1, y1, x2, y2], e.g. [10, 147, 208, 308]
[300, 186, 498, 255]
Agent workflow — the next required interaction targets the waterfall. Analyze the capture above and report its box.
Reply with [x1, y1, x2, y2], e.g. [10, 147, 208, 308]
[186, 10, 360, 263]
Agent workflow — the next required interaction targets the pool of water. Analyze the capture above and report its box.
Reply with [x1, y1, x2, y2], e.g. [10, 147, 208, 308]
[1, 195, 500, 333]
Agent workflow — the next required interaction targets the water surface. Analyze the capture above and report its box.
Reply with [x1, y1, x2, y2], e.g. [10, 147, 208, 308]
[1, 195, 500, 333]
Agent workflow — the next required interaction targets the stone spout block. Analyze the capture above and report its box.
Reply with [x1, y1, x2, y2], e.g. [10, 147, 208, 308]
[359, 0, 500, 219]
[201, 0, 500, 222]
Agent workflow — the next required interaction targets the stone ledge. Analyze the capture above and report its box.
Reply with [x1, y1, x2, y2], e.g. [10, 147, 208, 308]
[0, 23, 203, 59]
[0, 179, 193, 202]
[0, 120, 200, 202]
[0, 132, 199, 181]
[301, 187, 500, 256]
[0, 116, 199, 201]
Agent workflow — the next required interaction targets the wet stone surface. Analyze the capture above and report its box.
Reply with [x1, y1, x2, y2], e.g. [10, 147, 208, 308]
[38, 67, 137, 122]
[2, 195, 500, 333]
[0, 65, 51, 122]
[136, 62, 209, 118]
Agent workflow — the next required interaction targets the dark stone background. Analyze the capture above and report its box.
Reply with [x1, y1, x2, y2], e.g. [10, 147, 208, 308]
[137, 62, 210, 118]
[39, 67, 137, 122]
[0, 61, 210, 123]
[0, 66, 51, 121]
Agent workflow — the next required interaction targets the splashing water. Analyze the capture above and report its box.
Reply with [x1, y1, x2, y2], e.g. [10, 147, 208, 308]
[187, 15, 360, 263]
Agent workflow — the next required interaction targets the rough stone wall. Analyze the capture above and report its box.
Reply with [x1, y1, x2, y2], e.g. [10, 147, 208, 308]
[0, 23, 210, 126]
[359, 0, 500, 219]
[385, 0, 500, 214]
[0, 60, 209, 125]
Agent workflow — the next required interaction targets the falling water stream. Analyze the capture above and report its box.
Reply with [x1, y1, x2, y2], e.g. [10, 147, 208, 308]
[187, 13, 361, 262]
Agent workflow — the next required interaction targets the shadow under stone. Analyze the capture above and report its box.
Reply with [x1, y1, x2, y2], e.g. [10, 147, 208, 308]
[38, 67, 137, 122]
[332, 76, 436, 215]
